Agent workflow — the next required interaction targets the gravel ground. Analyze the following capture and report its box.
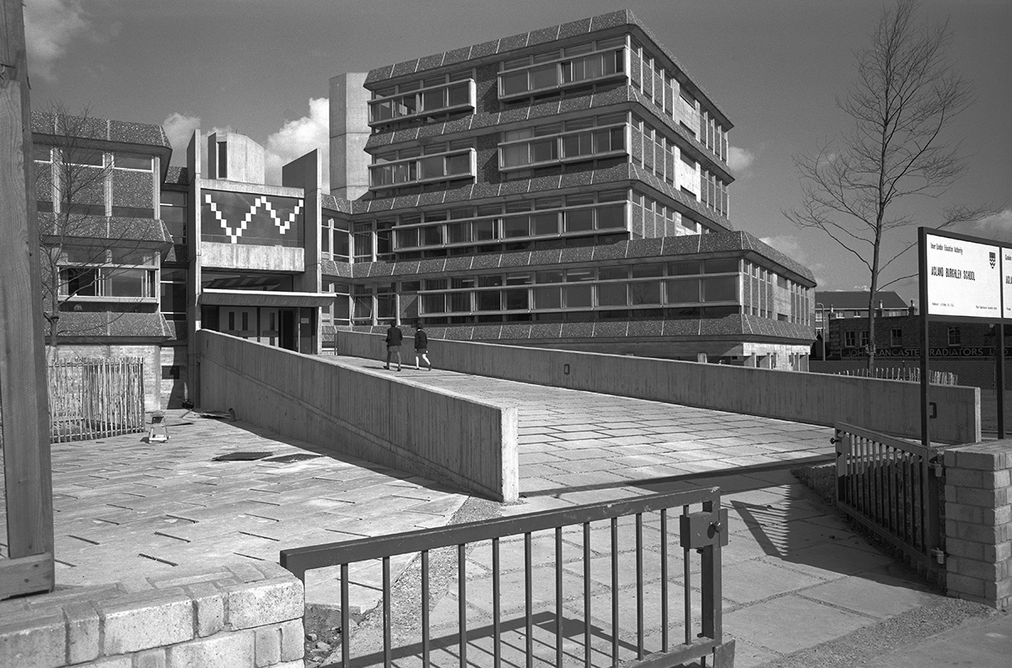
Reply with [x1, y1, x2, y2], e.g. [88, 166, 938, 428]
[754, 597, 997, 668]
[307, 496, 503, 667]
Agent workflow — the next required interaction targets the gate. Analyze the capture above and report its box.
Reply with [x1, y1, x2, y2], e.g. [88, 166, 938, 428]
[281, 487, 734, 667]
[47, 358, 146, 442]
[834, 422, 944, 576]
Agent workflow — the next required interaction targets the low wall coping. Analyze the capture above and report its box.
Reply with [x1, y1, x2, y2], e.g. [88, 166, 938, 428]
[0, 560, 305, 667]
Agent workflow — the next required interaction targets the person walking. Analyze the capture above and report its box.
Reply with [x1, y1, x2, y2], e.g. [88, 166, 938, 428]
[414, 323, 431, 370]
[384, 321, 403, 371]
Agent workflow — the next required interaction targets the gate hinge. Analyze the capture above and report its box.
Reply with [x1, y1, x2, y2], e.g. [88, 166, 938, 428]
[931, 548, 945, 565]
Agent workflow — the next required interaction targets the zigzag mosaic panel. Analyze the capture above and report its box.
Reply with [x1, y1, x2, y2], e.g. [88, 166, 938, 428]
[200, 190, 304, 247]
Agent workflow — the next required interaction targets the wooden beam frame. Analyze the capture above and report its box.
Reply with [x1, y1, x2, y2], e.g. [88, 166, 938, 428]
[1, 0, 55, 600]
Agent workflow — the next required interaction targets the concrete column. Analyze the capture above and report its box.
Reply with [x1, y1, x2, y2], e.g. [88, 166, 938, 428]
[329, 73, 371, 200]
[942, 440, 1012, 609]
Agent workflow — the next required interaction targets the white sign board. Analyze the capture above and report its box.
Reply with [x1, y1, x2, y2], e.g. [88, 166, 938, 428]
[925, 232, 1001, 319]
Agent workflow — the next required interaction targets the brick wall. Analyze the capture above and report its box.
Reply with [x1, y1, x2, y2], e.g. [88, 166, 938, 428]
[0, 562, 304, 668]
[943, 440, 1012, 609]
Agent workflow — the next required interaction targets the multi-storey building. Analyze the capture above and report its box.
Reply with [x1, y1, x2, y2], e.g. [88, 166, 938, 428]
[32, 111, 174, 410]
[35, 10, 819, 409]
[322, 10, 815, 368]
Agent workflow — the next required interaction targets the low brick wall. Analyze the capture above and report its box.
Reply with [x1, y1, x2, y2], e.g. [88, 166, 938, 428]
[0, 561, 305, 668]
[942, 440, 1012, 609]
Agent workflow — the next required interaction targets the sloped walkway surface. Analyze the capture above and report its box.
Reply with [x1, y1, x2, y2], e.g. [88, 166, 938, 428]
[327, 355, 835, 495]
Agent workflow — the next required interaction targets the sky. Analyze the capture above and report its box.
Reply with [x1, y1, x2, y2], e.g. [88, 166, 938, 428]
[23, 0, 1012, 305]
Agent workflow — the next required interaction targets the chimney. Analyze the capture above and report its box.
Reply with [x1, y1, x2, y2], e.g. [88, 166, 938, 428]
[908, 300, 917, 316]
[876, 300, 883, 318]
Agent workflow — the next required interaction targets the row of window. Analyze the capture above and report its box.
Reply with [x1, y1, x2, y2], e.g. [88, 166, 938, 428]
[59, 266, 158, 300]
[369, 79, 474, 125]
[369, 149, 474, 188]
[498, 37, 626, 99]
[499, 124, 625, 171]
[34, 146, 155, 171]
[840, 327, 963, 348]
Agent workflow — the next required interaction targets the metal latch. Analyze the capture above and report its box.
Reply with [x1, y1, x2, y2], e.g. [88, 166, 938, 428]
[679, 508, 729, 549]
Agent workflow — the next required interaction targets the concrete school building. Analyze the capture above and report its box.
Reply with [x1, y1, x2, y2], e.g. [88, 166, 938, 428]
[322, 9, 815, 368]
[34, 10, 817, 409]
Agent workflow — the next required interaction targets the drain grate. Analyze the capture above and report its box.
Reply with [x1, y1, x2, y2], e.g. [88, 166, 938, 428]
[213, 451, 274, 462]
[264, 453, 323, 464]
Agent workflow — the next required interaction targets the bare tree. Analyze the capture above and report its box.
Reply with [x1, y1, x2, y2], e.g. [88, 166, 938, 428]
[785, 0, 989, 370]
[35, 103, 157, 363]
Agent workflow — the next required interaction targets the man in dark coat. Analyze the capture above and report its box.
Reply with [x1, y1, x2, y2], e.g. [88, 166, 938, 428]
[384, 321, 403, 371]
[414, 323, 431, 370]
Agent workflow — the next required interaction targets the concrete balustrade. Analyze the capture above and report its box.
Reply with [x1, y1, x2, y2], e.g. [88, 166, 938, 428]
[332, 330, 980, 444]
[197, 330, 519, 502]
[0, 562, 304, 668]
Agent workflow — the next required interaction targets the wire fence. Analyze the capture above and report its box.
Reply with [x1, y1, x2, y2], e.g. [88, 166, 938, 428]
[834, 367, 958, 385]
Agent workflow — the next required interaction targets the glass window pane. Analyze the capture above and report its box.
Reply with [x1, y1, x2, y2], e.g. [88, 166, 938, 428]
[501, 71, 528, 96]
[447, 222, 471, 244]
[666, 279, 700, 303]
[564, 209, 594, 232]
[419, 156, 443, 179]
[115, 154, 152, 170]
[422, 226, 442, 246]
[669, 261, 700, 276]
[629, 281, 661, 305]
[534, 286, 561, 309]
[565, 268, 594, 282]
[704, 258, 739, 274]
[530, 64, 558, 90]
[473, 220, 497, 240]
[530, 139, 557, 163]
[531, 212, 558, 236]
[564, 284, 592, 308]
[504, 216, 529, 238]
[448, 83, 470, 106]
[596, 204, 625, 229]
[597, 282, 627, 306]
[422, 88, 445, 111]
[446, 153, 470, 175]
[476, 290, 501, 311]
[398, 228, 418, 248]
[502, 144, 527, 168]
[108, 268, 148, 297]
[702, 276, 737, 302]
[504, 288, 529, 310]
[631, 263, 664, 278]
[536, 271, 562, 284]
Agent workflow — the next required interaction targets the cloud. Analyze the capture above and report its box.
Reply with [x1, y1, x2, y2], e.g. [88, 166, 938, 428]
[973, 208, 1012, 238]
[727, 146, 755, 174]
[24, 0, 92, 81]
[264, 98, 329, 187]
[162, 113, 201, 163]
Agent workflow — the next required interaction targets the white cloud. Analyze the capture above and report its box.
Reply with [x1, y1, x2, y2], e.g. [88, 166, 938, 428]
[264, 98, 329, 187]
[24, 0, 91, 81]
[974, 208, 1012, 237]
[727, 146, 755, 174]
[162, 113, 201, 163]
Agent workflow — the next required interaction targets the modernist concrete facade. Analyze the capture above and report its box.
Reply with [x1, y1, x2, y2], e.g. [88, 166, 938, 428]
[34, 11, 820, 408]
[322, 10, 817, 368]
[31, 111, 174, 410]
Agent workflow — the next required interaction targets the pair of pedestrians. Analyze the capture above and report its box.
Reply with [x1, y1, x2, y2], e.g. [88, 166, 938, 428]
[384, 322, 431, 371]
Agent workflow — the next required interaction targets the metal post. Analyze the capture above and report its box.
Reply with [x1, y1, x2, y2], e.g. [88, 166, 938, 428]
[918, 228, 930, 448]
[999, 318, 1006, 439]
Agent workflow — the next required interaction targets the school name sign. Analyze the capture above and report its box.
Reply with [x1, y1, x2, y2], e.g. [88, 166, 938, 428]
[924, 231, 1005, 320]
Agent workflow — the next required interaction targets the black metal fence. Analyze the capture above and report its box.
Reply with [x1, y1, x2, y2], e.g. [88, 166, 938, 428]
[281, 487, 733, 668]
[834, 422, 945, 578]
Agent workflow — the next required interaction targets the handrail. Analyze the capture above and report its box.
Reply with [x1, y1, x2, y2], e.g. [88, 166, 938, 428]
[281, 486, 716, 581]
[280, 486, 732, 668]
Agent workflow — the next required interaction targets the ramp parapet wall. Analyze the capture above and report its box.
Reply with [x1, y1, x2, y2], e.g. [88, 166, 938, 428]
[333, 331, 979, 444]
[197, 330, 519, 502]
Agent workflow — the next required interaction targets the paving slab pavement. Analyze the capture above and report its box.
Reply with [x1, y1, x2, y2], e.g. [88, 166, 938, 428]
[326, 355, 836, 494]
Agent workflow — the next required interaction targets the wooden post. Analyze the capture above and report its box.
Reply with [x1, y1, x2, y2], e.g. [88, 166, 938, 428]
[0, 0, 56, 599]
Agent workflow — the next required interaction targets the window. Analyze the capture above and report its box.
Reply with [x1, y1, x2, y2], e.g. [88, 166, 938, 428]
[369, 78, 475, 126]
[499, 45, 624, 99]
[860, 330, 870, 347]
[370, 148, 474, 190]
[891, 328, 903, 347]
[160, 190, 187, 244]
[948, 327, 961, 346]
[844, 331, 856, 347]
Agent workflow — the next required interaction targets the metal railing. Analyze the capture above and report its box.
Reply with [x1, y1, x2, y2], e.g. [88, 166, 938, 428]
[47, 358, 146, 442]
[281, 487, 733, 668]
[834, 422, 944, 574]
